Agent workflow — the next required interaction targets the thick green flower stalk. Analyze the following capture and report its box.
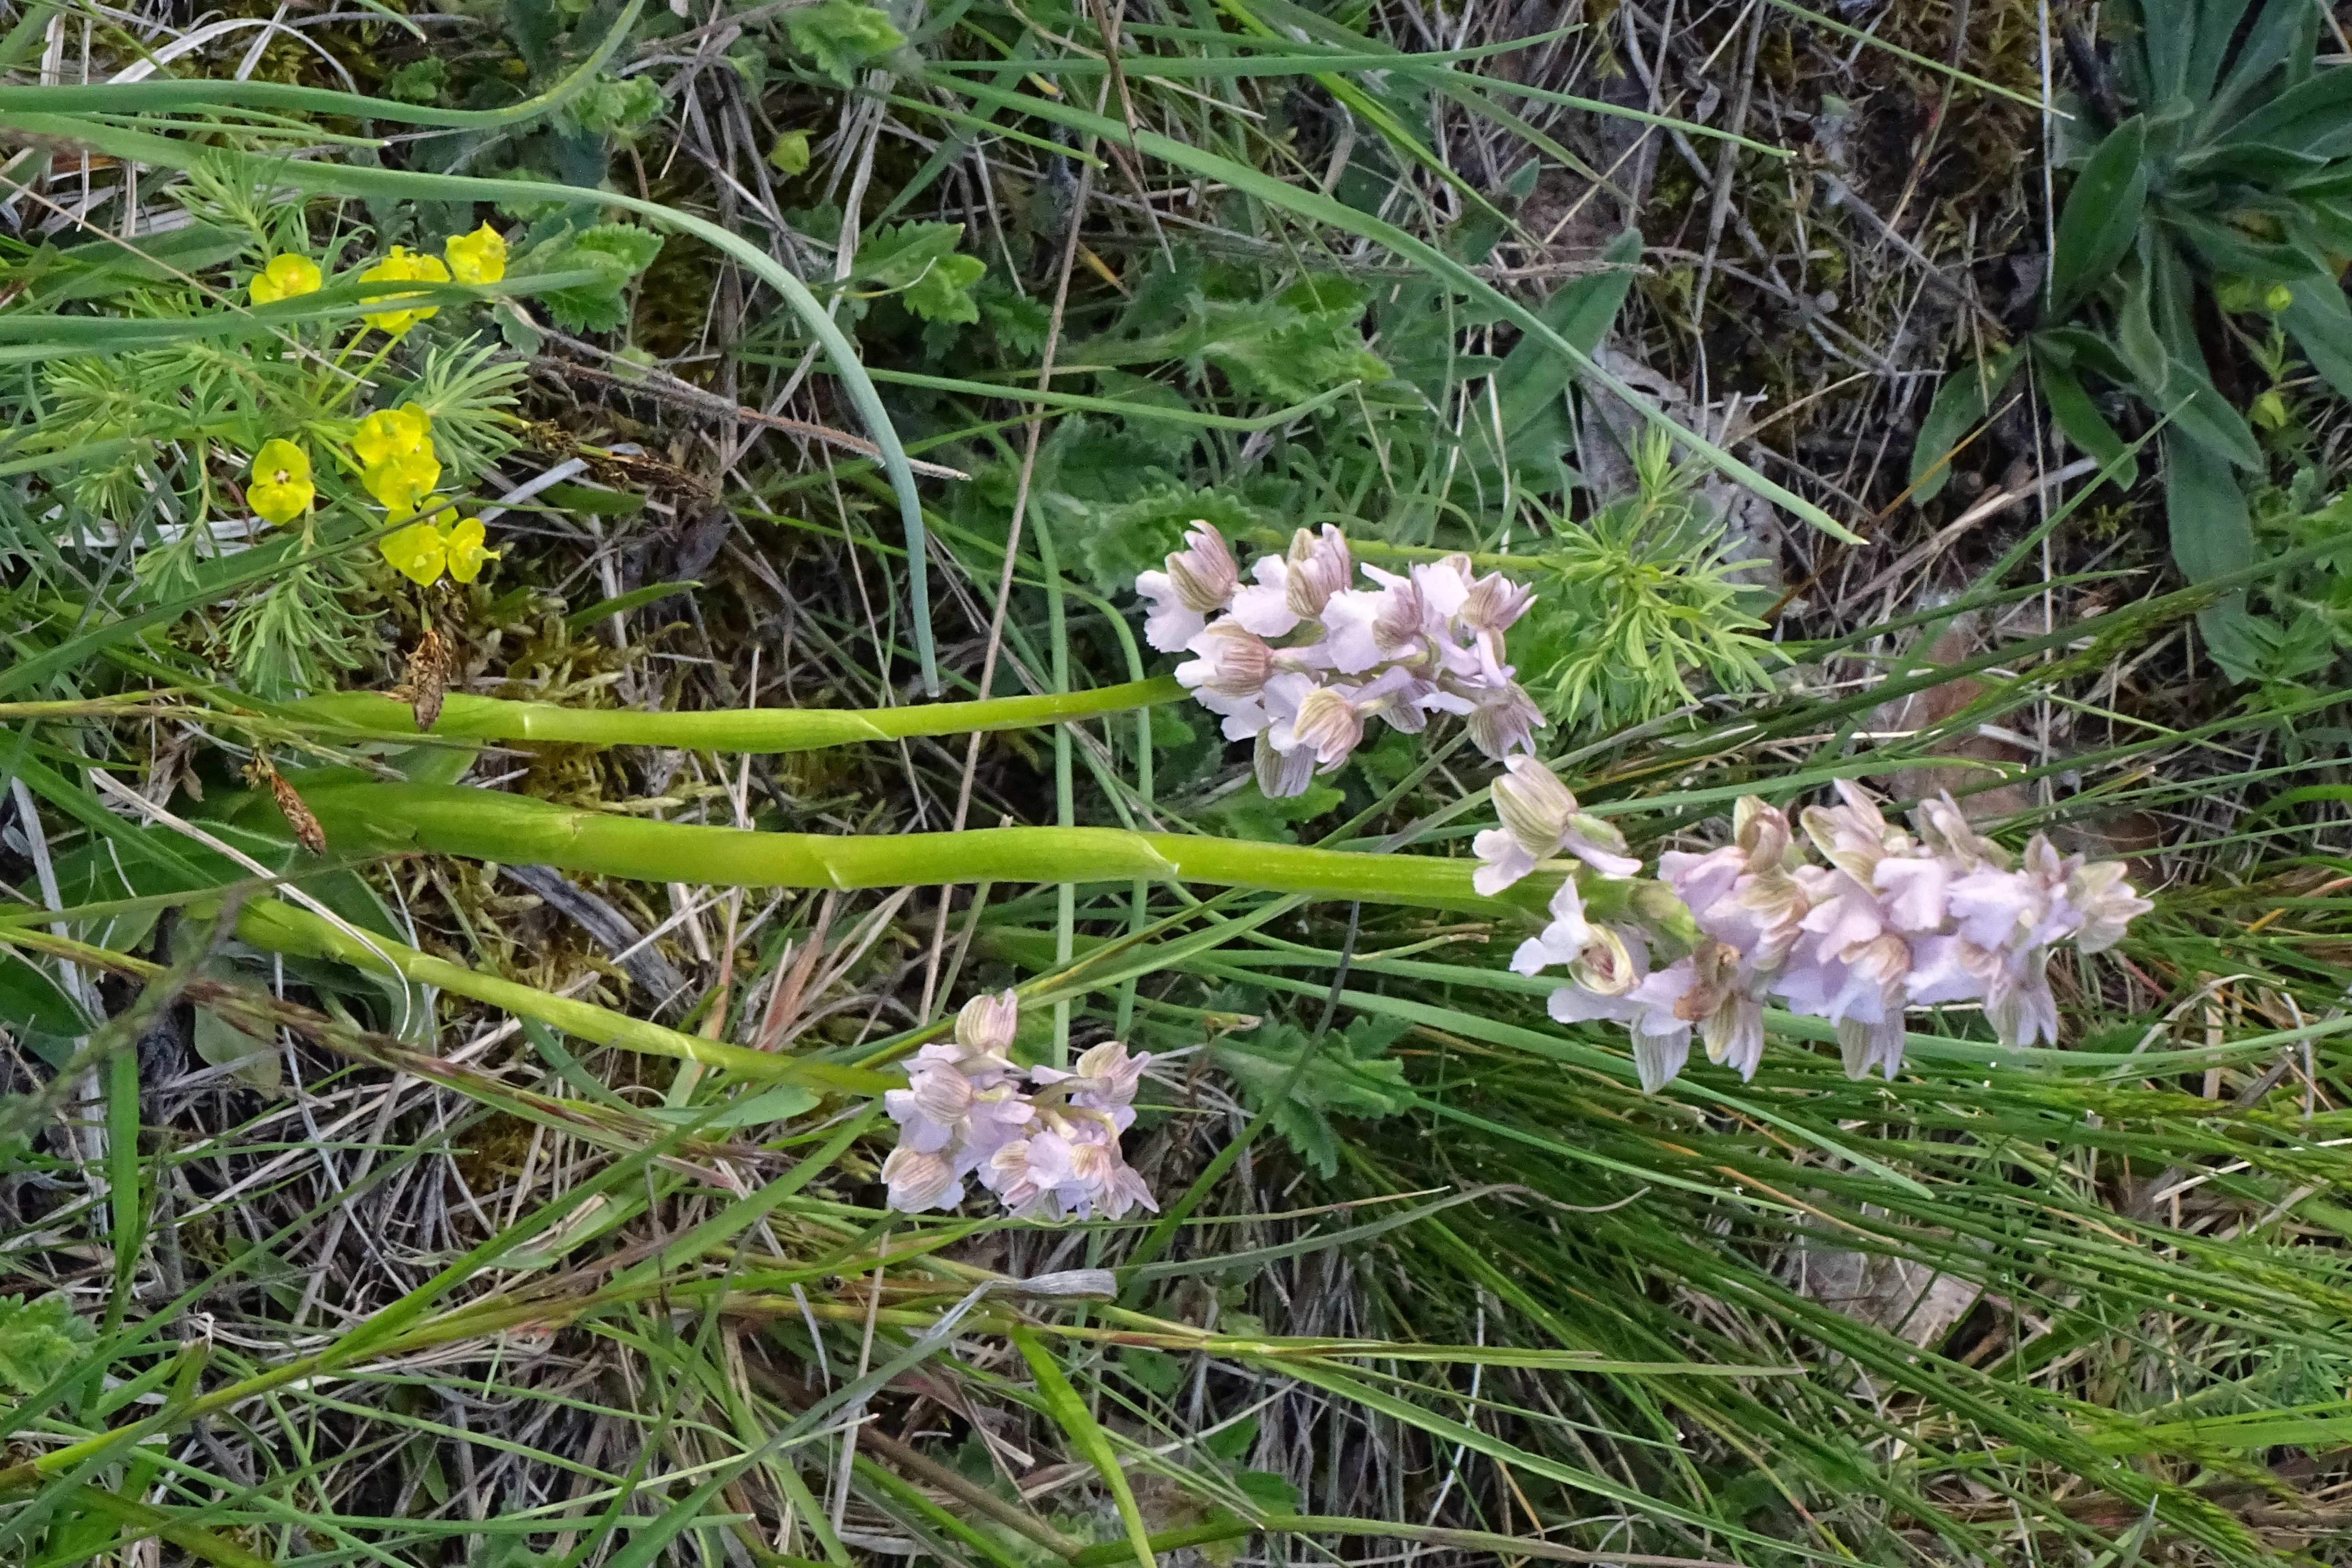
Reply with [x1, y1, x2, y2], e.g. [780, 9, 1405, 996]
[289, 675, 1183, 752]
[253, 781, 1552, 915]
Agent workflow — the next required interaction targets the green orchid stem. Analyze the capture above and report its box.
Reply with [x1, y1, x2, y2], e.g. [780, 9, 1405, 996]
[265, 782, 1548, 914]
[226, 900, 892, 1095]
[286, 675, 1185, 752]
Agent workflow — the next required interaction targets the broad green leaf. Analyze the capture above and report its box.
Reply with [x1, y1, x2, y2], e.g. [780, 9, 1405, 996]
[2207, 0, 2327, 129]
[1491, 228, 1642, 444]
[1909, 348, 2021, 503]
[2157, 357, 2264, 470]
[12, 223, 246, 308]
[2281, 276, 2352, 403]
[2048, 116, 2148, 321]
[2162, 431, 2264, 681]
[2216, 64, 2352, 157]
[192, 1005, 281, 1094]
[2137, 0, 2196, 100]
[2183, 0, 2256, 101]
[0, 950, 89, 1045]
[642, 1082, 821, 1128]
[2114, 264, 2171, 392]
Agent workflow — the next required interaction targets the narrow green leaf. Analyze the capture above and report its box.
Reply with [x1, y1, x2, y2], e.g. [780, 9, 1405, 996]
[1011, 1327, 1158, 1568]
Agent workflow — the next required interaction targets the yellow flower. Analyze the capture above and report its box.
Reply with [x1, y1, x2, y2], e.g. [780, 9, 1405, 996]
[247, 439, 314, 525]
[351, 403, 433, 468]
[444, 224, 507, 286]
[362, 449, 443, 516]
[358, 245, 451, 333]
[439, 511, 496, 583]
[379, 518, 448, 586]
[381, 509, 497, 587]
[249, 254, 322, 306]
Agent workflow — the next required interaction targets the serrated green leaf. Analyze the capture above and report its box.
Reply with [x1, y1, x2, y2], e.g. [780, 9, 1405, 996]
[787, 0, 905, 86]
[903, 251, 985, 324]
[1216, 1017, 1412, 1178]
[0, 1293, 95, 1395]
[556, 72, 664, 141]
[529, 223, 663, 333]
[1063, 480, 1269, 597]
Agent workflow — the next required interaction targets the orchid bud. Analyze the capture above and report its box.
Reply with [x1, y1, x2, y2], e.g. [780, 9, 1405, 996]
[1254, 732, 1317, 798]
[1460, 569, 1534, 635]
[1165, 521, 1239, 612]
[1731, 796, 1792, 868]
[880, 1146, 960, 1211]
[955, 989, 1020, 1056]
[1493, 755, 1579, 858]
[1465, 680, 1545, 760]
[1283, 524, 1353, 619]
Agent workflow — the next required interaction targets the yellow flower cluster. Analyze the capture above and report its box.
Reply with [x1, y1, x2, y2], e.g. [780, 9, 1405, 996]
[353, 402, 441, 515]
[244, 223, 508, 335]
[235, 226, 510, 580]
[358, 245, 448, 334]
[382, 509, 497, 587]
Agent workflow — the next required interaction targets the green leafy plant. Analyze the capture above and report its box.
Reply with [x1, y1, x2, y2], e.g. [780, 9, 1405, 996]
[786, 0, 906, 85]
[853, 221, 989, 326]
[0, 1294, 94, 1396]
[1214, 1013, 1413, 1178]
[520, 220, 665, 333]
[1911, 0, 2352, 676]
[1509, 427, 1779, 734]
